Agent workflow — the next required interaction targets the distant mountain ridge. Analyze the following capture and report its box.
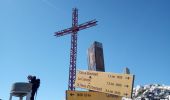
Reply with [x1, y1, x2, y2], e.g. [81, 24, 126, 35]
[122, 84, 170, 100]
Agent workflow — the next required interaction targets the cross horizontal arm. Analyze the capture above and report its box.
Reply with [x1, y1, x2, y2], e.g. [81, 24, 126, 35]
[54, 27, 73, 37]
[77, 19, 98, 31]
[54, 19, 98, 37]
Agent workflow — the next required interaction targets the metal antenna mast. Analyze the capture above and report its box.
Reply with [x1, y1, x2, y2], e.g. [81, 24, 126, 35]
[55, 8, 97, 90]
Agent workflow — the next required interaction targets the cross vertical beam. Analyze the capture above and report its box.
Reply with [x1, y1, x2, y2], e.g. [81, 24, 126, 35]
[68, 8, 78, 90]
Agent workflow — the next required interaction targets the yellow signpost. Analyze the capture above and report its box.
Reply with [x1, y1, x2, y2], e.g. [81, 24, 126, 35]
[66, 90, 122, 100]
[75, 70, 134, 98]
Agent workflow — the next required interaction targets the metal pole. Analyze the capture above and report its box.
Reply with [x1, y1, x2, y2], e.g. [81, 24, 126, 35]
[19, 97, 23, 100]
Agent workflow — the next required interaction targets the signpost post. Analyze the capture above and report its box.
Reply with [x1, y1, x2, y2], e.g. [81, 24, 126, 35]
[75, 70, 135, 98]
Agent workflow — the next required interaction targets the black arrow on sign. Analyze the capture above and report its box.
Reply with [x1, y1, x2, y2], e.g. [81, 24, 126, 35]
[124, 85, 129, 88]
[126, 77, 130, 80]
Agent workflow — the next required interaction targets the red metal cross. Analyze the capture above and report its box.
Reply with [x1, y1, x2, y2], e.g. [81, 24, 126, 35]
[55, 8, 97, 90]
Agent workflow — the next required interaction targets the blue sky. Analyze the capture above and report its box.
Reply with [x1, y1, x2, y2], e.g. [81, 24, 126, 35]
[0, 0, 170, 100]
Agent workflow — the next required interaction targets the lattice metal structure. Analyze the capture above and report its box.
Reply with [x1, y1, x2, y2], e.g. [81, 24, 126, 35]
[55, 8, 97, 90]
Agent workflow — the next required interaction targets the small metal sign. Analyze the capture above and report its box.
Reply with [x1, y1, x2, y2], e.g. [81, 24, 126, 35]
[66, 90, 122, 100]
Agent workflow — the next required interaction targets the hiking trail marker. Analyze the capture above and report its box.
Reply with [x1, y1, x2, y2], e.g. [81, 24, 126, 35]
[75, 70, 134, 98]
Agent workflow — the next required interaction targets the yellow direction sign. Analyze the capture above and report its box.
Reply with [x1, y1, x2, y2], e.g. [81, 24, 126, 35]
[75, 70, 134, 98]
[66, 90, 122, 100]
